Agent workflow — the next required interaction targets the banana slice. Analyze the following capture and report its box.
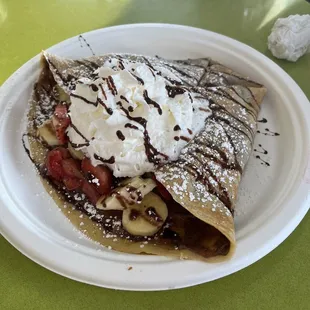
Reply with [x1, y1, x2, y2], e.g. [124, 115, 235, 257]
[37, 121, 59, 146]
[68, 143, 85, 160]
[96, 177, 156, 210]
[122, 192, 168, 236]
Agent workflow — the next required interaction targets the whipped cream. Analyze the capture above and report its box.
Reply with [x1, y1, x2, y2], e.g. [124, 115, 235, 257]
[67, 57, 210, 177]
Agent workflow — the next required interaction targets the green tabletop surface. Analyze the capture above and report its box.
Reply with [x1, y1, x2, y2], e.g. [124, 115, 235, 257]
[1, 0, 310, 309]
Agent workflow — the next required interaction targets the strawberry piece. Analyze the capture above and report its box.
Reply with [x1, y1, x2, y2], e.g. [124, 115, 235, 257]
[46, 148, 104, 205]
[57, 147, 71, 159]
[52, 104, 71, 145]
[81, 158, 113, 195]
[63, 177, 83, 191]
[81, 180, 101, 205]
[62, 158, 83, 179]
[54, 104, 69, 119]
[46, 147, 70, 181]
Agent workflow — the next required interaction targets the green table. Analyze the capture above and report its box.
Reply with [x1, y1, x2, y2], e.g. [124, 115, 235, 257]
[1, 0, 309, 309]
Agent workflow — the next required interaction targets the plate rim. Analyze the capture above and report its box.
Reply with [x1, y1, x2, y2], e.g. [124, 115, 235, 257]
[0, 23, 309, 291]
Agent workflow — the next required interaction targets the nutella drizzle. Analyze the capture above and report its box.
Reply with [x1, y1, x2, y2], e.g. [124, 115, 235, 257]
[118, 60, 125, 70]
[210, 88, 257, 119]
[180, 136, 190, 142]
[255, 155, 270, 167]
[125, 123, 139, 130]
[254, 144, 268, 155]
[166, 85, 186, 98]
[70, 123, 89, 142]
[258, 118, 267, 123]
[120, 95, 129, 103]
[71, 93, 97, 106]
[106, 76, 118, 96]
[78, 35, 96, 56]
[116, 130, 125, 141]
[94, 154, 115, 164]
[143, 90, 162, 115]
[99, 84, 107, 100]
[116, 101, 168, 163]
[257, 128, 280, 136]
[90, 84, 98, 92]
[130, 72, 145, 85]
[97, 97, 113, 115]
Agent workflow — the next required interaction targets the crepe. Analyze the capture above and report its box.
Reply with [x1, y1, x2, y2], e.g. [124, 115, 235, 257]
[25, 52, 266, 261]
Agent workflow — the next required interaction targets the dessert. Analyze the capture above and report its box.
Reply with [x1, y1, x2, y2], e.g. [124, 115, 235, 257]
[24, 51, 266, 261]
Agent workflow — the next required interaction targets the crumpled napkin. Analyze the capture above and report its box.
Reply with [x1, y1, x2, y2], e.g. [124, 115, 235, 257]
[268, 14, 310, 62]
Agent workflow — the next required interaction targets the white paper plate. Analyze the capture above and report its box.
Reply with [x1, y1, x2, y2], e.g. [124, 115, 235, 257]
[0, 24, 309, 291]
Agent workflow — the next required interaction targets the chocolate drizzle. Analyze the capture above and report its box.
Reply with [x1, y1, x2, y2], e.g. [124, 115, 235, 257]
[255, 155, 270, 167]
[106, 76, 118, 96]
[180, 136, 190, 142]
[70, 123, 89, 142]
[254, 144, 268, 155]
[70, 141, 89, 148]
[118, 60, 125, 70]
[173, 125, 181, 131]
[22, 134, 41, 167]
[120, 95, 129, 103]
[258, 118, 267, 123]
[99, 84, 107, 100]
[78, 35, 95, 56]
[97, 97, 113, 115]
[90, 84, 98, 92]
[71, 93, 97, 106]
[125, 123, 139, 130]
[199, 107, 211, 113]
[209, 88, 257, 119]
[143, 90, 162, 115]
[257, 128, 280, 136]
[116, 130, 125, 141]
[131, 72, 145, 85]
[116, 101, 168, 163]
[94, 154, 115, 164]
[166, 85, 186, 98]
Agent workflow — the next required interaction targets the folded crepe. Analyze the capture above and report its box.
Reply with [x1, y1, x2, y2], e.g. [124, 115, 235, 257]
[25, 52, 266, 261]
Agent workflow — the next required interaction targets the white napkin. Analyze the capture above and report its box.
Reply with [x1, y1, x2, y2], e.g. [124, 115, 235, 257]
[268, 14, 310, 62]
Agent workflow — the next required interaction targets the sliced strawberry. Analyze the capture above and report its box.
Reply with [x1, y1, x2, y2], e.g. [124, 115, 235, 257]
[81, 158, 113, 195]
[46, 147, 69, 181]
[57, 147, 71, 159]
[63, 177, 83, 191]
[81, 180, 101, 205]
[52, 104, 71, 145]
[54, 104, 69, 119]
[46, 148, 104, 205]
[62, 158, 83, 178]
